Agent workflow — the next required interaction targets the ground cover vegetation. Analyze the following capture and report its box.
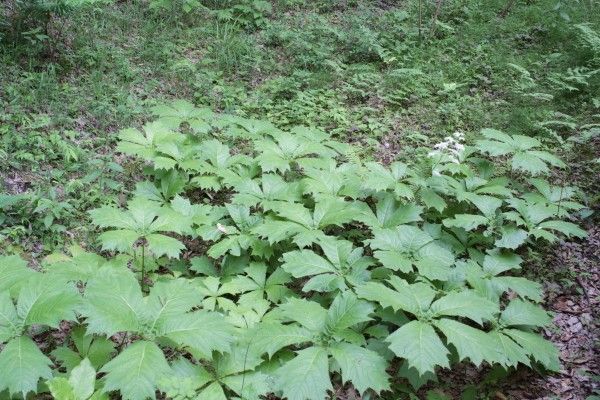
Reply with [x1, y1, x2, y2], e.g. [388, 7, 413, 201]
[0, 0, 599, 399]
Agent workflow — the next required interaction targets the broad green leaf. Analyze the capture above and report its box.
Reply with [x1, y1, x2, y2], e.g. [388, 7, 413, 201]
[100, 340, 171, 400]
[276, 347, 332, 400]
[430, 291, 498, 325]
[47, 377, 76, 400]
[490, 331, 530, 368]
[325, 291, 373, 332]
[81, 268, 144, 336]
[443, 214, 488, 231]
[0, 336, 52, 398]
[434, 319, 503, 366]
[482, 251, 522, 275]
[397, 360, 437, 391]
[421, 188, 447, 212]
[503, 329, 559, 371]
[387, 320, 449, 375]
[197, 381, 227, 400]
[281, 250, 336, 278]
[0, 291, 18, 342]
[279, 298, 327, 332]
[370, 225, 432, 253]
[69, 358, 96, 400]
[146, 279, 202, 326]
[356, 281, 436, 316]
[0, 255, 35, 295]
[537, 220, 587, 238]
[500, 300, 551, 327]
[52, 326, 116, 372]
[97, 229, 140, 252]
[495, 226, 528, 249]
[160, 311, 235, 357]
[247, 322, 313, 358]
[468, 194, 503, 217]
[494, 276, 542, 302]
[145, 233, 185, 258]
[89, 206, 135, 230]
[17, 277, 80, 328]
[512, 152, 548, 175]
[330, 342, 390, 395]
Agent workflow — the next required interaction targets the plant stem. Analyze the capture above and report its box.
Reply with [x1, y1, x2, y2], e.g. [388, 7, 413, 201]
[141, 243, 146, 293]
[556, 181, 565, 218]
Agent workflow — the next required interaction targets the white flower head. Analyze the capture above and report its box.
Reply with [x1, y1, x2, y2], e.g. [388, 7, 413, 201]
[217, 223, 228, 234]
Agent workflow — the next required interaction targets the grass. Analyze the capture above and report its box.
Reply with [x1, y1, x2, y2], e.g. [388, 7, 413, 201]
[0, 0, 598, 254]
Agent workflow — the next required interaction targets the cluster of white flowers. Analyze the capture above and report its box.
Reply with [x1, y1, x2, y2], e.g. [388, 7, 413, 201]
[428, 132, 465, 164]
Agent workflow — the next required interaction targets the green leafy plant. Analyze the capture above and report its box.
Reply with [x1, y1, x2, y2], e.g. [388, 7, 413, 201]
[1, 100, 588, 400]
[46, 358, 107, 400]
[0, 255, 80, 398]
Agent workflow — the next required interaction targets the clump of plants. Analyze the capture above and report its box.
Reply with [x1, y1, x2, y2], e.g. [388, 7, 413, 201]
[0, 100, 587, 399]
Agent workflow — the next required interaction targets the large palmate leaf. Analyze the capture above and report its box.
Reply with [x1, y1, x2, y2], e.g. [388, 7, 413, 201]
[499, 299, 551, 328]
[361, 161, 413, 198]
[232, 173, 303, 208]
[117, 122, 185, 169]
[281, 239, 373, 292]
[368, 225, 454, 280]
[476, 129, 565, 175]
[301, 163, 362, 200]
[221, 263, 293, 304]
[46, 358, 107, 400]
[254, 198, 359, 247]
[504, 199, 587, 243]
[356, 278, 436, 316]
[462, 254, 542, 302]
[51, 326, 116, 372]
[160, 351, 269, 400]
[356, 193, 423, 229]
[145, 279, 202, 325]
[151, 99, 214, 132]
[90, 197, 186, 258]
[204, 204, 270, 259]
[0, 291, 18, 343]
[100, 341, 171, 400]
